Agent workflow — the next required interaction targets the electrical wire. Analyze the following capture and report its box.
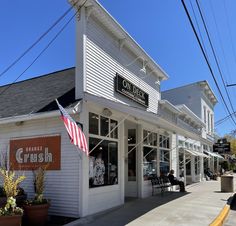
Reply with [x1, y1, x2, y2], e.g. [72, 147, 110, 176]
[215, 111, 236, 126]
[181, 0, 236, 128]
[0, 0, 80, 79]
[0, 0, 88, 96]
[209, 0, 236, 99]
[195, 0, 236, 120]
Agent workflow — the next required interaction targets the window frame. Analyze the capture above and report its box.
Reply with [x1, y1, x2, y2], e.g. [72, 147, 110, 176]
[88, 112, 119, 189]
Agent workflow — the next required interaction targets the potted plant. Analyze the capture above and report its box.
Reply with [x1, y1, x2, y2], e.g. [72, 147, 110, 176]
[0, 186, 27, 208]
[0, 168, 26, 226]
[23, 167, 50, 226]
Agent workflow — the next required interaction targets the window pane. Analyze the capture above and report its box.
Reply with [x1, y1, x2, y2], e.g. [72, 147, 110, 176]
[128, 129, 136, 144]
[160, 149, 170, 176]
[159, 135, 163, 147]
[128, 146, 136, 181]
[89, 138, 118, 188]
[100, 116, 109, 136]
[110, 119, 118, 139]
[143, 130, 148, 145]
[153, 133, 157, 146]
[89, 112, 99, 135]
[166, 137, 170, 149]
[143, 147, 157, 180]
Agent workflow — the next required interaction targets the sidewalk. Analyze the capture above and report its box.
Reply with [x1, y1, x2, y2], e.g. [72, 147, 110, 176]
[65, 175, 236, 226]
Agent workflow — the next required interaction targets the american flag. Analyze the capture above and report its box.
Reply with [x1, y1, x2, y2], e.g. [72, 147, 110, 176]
[56, 100, 89, 156]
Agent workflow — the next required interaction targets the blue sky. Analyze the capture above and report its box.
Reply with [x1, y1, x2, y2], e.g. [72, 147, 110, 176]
[1, 0, 236, 136]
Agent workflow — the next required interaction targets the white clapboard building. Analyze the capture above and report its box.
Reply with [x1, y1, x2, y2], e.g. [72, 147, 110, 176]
[0, 0, 222, 218]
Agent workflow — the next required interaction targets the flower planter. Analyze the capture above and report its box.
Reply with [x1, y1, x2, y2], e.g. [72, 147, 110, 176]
[23, 203, 50, 226]
[0, 214, 22, 226]
[0, 194, 27, 208]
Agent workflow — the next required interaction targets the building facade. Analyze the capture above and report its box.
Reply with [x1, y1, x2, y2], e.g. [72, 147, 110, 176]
[162, 81, 223, 184]
[0, 0, 223, 219]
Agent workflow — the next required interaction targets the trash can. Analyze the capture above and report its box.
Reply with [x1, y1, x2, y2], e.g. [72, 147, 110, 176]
[221, 175, 234, 192]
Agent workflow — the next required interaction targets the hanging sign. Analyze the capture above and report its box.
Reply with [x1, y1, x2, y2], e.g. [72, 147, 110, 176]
[115, 73, 149, 107]
[10, 135, 61, 170]
[213, 138, 231, 153]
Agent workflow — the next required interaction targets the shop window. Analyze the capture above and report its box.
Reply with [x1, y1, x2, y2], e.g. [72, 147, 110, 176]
[89, 137, 118, 188]
[186, 154, 191, 175]
[89, 112, 118, 139]
[159, 135, 170, 149]
[128, 129, 136, 145]
[160, 149, 170, 176]
[195, 156, 200, 175]
[110, 119, 118, 139]
[179, 151, 184, 178]
[204, 157, 208, 170]
[100, 116, 109, 136]
[89, 112, 99, 135]
[143, 147, 157, 180]
[152, 133, 157, 146]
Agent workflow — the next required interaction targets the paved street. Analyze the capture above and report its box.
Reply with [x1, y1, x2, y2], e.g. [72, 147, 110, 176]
[66, 174, 236, 226]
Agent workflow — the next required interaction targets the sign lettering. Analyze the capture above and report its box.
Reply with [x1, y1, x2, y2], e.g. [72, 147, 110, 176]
[115, 73, 149, 107]
[10, 135, 61, 170]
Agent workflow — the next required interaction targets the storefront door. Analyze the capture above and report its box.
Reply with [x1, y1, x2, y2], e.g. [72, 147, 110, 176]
[125, 122, 138, 197]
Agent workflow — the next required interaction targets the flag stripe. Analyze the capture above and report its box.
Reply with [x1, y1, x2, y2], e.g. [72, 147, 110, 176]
[57, 101, 89, 156]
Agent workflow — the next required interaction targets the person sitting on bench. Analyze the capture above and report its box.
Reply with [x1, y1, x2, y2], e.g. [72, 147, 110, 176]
[168, 169, 186, 192]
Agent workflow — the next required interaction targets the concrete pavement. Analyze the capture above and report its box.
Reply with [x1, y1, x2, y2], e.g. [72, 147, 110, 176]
[65, 174, 236, 226]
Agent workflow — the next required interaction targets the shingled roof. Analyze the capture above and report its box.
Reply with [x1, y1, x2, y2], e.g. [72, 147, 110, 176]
[0, 67, 76, 118]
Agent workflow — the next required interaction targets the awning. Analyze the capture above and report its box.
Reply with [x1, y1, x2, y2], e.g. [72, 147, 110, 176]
[204, 151, 224, 159]
[179, 148, 209, 158]
[214, 153, 224, 160]
[192, 150, 210, 158]
[179, 148, 198, 156]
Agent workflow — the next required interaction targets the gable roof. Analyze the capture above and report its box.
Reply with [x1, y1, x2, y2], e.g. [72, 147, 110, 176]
[0, 67, 75, 119]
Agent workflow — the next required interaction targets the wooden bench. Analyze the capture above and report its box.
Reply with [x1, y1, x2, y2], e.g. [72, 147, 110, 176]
[151, 176, 174, 195]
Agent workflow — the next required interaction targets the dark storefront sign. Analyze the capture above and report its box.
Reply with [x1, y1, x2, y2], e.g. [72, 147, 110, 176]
[115, 73, 149, 107]
[10, 135, 61, 170]
[213, 138, 231, 153]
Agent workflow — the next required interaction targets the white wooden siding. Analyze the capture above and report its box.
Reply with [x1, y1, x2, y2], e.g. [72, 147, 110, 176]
[0, 117, 80, 217]
[85, 17, 160, 114]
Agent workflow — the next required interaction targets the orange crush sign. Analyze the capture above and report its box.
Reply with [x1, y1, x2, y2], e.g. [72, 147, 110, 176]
[10, 136, 61, 170]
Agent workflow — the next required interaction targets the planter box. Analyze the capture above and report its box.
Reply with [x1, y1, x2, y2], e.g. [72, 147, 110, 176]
[0, 214, 22, 226]
[23, 203, 50, 226]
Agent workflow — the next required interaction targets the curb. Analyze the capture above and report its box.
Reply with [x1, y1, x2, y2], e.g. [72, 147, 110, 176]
[209, 193, 236, 226]
[209, 204, 230, 226]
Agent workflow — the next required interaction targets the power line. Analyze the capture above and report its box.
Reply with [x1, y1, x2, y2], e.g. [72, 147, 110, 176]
[215, 111, 236, 126]
[189, 0, 229, 121]
[195, 0, 236, 119]
[181, 0, 236, 127]
[189, 0, 209, 59]
[0, 0, 88, 96]
[0, 0, 80, 79]
[209, 0, 235, 96]
[223, 1, 236, 70]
